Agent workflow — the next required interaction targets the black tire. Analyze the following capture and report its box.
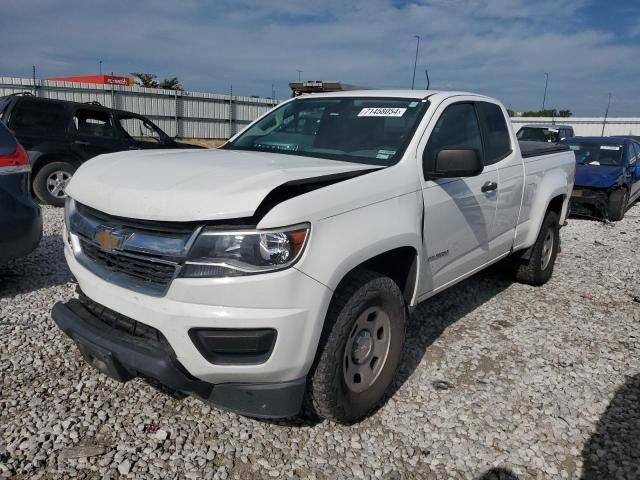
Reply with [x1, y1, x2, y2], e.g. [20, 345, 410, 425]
[33, 161, 76, 207]
[513, 210, 560, 286]
[307, 270, 406, 424]
[607, 188, 628, 221]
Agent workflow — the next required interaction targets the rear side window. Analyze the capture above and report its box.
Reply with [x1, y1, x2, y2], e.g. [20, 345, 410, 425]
[424, 103, 482, 174]
[9, 99, 67, 134]
[73, 109, 119, 138]
[476, 102, 511, 165]
[0, 122, 17, 155]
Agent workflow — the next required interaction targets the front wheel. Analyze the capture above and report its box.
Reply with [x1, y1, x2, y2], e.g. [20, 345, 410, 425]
[33, 161, 76, 207]
[307, 270, 406, 424]
[513, 210, 560, 286]
[608, 188, 628, 221]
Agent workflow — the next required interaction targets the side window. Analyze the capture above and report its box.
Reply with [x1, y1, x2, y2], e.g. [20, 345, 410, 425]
[73, 109, 118, 138]
[476, 102, 511, 164]
[424, 103, 482, 175]
[8, 99, 67, 134]
[119, 115, 162, 143]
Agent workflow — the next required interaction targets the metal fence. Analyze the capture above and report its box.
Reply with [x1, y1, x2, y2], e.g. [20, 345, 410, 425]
[0, 76, 276, 139]
[511, 117, 640, 137]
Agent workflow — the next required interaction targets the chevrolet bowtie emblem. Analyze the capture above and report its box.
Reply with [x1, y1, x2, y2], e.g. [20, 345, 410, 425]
[94, 227, 129, 252]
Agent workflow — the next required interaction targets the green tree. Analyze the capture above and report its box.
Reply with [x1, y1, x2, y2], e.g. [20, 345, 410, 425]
[159, 77, 183, 91]
[131, 73, 183, 90]
[131, 72, 159, 88]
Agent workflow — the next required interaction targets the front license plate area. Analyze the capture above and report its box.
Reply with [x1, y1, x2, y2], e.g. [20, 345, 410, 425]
[73, 336, 133, 382]
[571, 189, 583, 197]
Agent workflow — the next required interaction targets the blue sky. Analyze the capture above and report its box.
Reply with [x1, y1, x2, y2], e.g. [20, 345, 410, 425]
[2, 0, 640, 115]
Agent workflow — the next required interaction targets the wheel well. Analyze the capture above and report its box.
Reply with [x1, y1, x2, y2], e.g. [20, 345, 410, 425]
[355, 247, 417, 303]
[547, 194, 565, 217]
[32, 154, 81, 180]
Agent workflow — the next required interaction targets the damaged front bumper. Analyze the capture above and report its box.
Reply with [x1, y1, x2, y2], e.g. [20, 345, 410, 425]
[569, 187, 610, 220]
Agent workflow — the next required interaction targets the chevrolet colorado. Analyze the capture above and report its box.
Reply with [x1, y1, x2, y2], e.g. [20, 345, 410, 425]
[52, 91, 575, 423]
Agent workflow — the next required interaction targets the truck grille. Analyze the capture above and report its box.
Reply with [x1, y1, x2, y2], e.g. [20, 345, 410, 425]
[79, 238, 179, 290]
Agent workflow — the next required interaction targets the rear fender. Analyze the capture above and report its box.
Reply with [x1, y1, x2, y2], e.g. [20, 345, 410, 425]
[516, 168, 571, 251]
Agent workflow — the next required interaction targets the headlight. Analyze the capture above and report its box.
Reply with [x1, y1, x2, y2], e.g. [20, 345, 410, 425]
[180, 223, 310, 278]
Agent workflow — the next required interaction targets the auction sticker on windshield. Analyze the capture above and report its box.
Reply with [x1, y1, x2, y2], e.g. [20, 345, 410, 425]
[358, 107, 406, 117]
[600, 146, 621, 150]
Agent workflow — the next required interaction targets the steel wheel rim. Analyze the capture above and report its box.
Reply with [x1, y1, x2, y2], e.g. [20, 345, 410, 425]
[343, 306, 391, 393]
[46, 171, 71, 198]
[541, 228, 554, 270]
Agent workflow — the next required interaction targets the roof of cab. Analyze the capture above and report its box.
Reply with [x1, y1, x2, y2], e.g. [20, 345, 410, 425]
[290, 89, 492, 100]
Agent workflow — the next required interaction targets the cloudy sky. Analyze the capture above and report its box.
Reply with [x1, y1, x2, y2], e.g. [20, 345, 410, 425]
[2, 0, 639, 115]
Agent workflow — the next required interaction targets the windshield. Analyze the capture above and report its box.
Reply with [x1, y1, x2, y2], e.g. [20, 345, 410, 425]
[516, 126, 559, 143]
[226, 97, 429, 165]
[567, 143, 624, 166]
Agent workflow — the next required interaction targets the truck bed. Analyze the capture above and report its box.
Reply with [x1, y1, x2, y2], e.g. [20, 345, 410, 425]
[519, 141, 570, 158]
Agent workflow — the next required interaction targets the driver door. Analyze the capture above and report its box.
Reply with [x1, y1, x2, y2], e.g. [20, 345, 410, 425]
[417, 100, 499, 296]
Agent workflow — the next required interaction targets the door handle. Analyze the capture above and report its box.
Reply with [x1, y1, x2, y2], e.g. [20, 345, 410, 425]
[74, 140, 89, 146]
[481, 181, 498, 193]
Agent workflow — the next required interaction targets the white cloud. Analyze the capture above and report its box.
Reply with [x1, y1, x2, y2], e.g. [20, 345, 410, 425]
[1, 0, 639, 115]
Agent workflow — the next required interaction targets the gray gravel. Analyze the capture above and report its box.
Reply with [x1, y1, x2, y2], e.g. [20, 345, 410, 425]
[1, 204, 639, 479]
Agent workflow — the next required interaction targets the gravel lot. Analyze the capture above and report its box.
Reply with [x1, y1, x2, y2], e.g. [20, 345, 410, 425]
[1, 204, 639, 479]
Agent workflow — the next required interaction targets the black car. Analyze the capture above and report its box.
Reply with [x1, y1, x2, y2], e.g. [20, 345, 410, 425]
[0, 94, 202, 206]
[0, 121, 42, 263]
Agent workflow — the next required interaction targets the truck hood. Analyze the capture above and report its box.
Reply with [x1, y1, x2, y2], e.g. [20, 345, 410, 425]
[66, 149, 378, 221]
[575, 164, 623, 189]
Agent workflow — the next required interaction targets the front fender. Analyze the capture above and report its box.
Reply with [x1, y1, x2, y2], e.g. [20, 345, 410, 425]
[295, 191, 423, 297]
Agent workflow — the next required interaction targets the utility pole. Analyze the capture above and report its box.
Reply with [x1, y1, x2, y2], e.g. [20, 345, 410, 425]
[425, 69, 430, 90]
[411, 35, 420, 89]
[229, 84, 233, 139]
[99, 60, 102, 75]
[296, 69, 303, 81]
[542, 72, 549, 111]
[601, 93, 612, 137]
[32, 65, 37, 96]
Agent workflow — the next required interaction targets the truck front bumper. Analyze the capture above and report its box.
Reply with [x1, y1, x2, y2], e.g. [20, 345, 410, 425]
[52, 299, 306, 418]
[57, 231, 334, 417]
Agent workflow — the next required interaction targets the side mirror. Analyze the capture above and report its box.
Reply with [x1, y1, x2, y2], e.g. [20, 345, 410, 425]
[424, 148, 483, 178]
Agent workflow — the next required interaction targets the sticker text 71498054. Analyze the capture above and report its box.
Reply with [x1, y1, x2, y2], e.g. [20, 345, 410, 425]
[358, 107, 407, 117]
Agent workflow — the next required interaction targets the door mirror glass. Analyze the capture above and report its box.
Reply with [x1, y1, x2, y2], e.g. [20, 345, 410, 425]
[426, 148, 483, 178]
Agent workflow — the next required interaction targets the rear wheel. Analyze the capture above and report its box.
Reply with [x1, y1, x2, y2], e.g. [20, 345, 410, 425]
[307, 270, 406, 424]
[608, 188, 628, 221]
[33, 161, 76, 207]
[513, 210, 560, 286]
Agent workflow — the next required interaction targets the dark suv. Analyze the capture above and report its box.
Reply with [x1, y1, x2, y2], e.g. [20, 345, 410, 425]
[0, 94, 201, 206]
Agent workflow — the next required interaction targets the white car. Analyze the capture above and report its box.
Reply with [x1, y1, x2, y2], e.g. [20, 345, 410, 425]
[52, 90, 575, 423]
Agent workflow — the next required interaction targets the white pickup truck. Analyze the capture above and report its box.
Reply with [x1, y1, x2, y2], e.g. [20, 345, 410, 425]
[52, 90, 575, 423]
